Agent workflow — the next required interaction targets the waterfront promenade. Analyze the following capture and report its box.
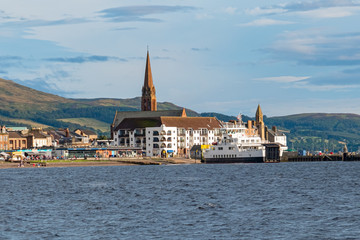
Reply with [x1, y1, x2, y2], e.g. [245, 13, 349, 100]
[0, 157, 198, 169]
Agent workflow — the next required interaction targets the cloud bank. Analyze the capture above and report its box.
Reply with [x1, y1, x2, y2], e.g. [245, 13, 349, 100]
[99, 5, 197, 22]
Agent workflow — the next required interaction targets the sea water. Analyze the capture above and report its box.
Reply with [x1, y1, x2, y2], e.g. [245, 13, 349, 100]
[1, 162, 360, 239]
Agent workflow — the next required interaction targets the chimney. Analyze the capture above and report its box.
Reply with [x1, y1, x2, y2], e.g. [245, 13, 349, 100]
[66, 128, 70, 137]
[272, 126, 277, 132]
[247, 120, 252, 129]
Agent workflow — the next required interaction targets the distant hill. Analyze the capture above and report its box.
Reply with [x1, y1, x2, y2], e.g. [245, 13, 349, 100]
[265, 113, 360, 152]
[200, 112, 252, 122]
[1, 78, 360, 151]
[0, 78, 194, 135]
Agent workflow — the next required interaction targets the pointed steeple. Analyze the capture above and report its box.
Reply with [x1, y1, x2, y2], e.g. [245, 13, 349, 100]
[141, 49, 157, 111]
[144, 50, 154, 89]
[255, 104, 265, 140]
[256, 104, 263, 124]
[181, 108, 187, 117]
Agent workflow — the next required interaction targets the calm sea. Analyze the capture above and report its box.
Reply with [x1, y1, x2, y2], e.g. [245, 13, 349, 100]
[1, 162, 360, 240]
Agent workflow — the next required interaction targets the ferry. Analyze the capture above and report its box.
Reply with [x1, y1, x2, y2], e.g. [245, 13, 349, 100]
[203, 121, 265, 163]
[203, 120, 287, 163]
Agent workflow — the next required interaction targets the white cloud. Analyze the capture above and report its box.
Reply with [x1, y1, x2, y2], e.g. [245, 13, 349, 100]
[240, 18, 293, 27]
[224, 7, 237, 15]
[254, 76, 310, 83]
[246, 7, 286, 16]
[292, 82, 360, 91]
[247, 1, 360, 19]
[296, 6, 360, 18]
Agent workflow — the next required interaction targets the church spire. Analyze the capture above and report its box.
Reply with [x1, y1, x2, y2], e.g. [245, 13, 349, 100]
[144, 50, 154, 89]
[141, 49, 157, 111]
[256, 104, 263, 124]
[255, 104, 265, 140]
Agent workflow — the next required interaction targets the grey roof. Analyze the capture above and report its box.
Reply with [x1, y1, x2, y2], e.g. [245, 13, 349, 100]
[112, 110, 185, 130]
[267, 129, 286, 137]
[114, 116, 221, 132]
[115, 117, 162, 131]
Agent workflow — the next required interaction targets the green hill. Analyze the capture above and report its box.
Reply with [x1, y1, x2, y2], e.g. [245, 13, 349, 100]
[0, 78, 192, 135]
[265, 113, 360, 152]
[1, 77, 360, 151]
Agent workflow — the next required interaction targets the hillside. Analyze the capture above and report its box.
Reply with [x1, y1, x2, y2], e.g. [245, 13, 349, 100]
[201, 112, 360, 152]
[1, 78, 360, 151]
[0, 78, 193, 135]
[265, 113, 360, 152]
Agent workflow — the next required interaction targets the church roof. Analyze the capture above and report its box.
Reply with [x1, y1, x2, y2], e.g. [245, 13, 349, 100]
[115, 117, 161, 131]
[114, 116, 221, 131]
[112, 109, 186, 130]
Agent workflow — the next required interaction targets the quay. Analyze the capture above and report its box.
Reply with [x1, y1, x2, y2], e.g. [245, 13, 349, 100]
[283, 153, 360, 162]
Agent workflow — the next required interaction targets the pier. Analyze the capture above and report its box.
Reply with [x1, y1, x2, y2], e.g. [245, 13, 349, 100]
[284, 153, 360, 162]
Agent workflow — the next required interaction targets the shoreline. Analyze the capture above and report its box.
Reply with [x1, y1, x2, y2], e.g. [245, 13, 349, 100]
[0, 157, 199, 169]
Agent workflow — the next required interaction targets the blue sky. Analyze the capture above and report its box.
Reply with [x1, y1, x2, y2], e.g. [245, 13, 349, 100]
[1, 0, 360, 117]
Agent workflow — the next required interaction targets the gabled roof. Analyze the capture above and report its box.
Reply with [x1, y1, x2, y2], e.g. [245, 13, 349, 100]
[75, 129, 97, 136]
[112, 109, 186, 130]
[9, 131, 26, 139]
[114, 116, 221, 131]
[31, 131, 50, 139]
[160, 117, 221, 130]
[115, 117, 162, 131]
[267, 129, 286, 136]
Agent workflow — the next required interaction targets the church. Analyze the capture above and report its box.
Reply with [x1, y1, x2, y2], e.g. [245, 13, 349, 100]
[110, 50, 222, 157]
[111, 50, 287, 158]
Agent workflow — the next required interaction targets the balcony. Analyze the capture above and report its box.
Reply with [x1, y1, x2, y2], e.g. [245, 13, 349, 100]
[119, 133, 129, 137]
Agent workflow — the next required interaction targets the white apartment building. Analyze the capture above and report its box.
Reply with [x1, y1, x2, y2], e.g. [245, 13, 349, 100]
[113, 116, 222, 157]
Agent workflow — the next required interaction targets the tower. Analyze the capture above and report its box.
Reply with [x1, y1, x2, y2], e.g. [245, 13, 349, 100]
[255, 104, 265, 140]
[141, 50, 157, 111]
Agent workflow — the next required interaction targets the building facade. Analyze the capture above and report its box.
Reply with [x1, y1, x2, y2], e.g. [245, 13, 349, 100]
[113, 116, 222, 157]
[0, 126, 9, 151]
[110, 50, 287, 157]
[8, 132, 28, 150]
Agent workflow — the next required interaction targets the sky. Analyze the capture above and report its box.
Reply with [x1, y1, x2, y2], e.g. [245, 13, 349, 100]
[1, 0, 360, 117]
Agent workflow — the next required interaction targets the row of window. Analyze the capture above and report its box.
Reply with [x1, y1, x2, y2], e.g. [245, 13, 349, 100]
[0, 136, 8, 141]
[9, 140, 26, 144]
[240, 139, 259, 143]
[213, 154, 237, 158]
[153, 143, 172, 149]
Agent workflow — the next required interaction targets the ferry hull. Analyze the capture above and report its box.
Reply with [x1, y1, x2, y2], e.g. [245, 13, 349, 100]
[202, 156, 265, 164]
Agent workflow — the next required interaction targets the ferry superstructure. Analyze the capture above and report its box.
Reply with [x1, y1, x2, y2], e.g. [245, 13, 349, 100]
[203, 120, 287, 163]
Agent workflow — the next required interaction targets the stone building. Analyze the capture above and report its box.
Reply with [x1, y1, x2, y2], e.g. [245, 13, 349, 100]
[0, 126, 9, 151]
[74, 129, 98, 142]
[8, 131, 28, 150]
